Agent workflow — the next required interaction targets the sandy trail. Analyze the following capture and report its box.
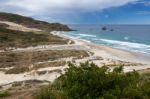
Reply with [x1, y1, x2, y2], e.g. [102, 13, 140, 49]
[0, 21, 41, 32]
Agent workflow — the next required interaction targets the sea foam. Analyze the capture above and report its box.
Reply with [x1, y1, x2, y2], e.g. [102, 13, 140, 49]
[99, 39, 150, 54]
[77, 33, 96, 37]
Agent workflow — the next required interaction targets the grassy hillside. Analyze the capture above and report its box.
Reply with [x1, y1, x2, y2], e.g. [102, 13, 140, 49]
[0, 12, 72, 31]
[0, 27, 72, 50]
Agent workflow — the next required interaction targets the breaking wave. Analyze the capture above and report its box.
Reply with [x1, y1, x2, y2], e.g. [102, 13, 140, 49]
[99, 39, 150, 54]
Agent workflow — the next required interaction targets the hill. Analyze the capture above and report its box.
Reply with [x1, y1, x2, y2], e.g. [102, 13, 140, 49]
[0, 12, 74, 50]
[0, 12, 72, 31]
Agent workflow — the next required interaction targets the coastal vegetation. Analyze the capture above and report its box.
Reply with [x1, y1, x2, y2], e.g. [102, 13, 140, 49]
[35, 62, 150, 99]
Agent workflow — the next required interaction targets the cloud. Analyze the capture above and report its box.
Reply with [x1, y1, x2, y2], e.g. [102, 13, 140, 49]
[137, 11, 150, 15]
[133, 0, 150, 6]
[0, 0, 139, 23]
[0, 0, 138, 15]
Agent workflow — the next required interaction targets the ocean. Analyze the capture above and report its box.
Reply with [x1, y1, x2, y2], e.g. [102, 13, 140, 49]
[60, 24, 150, 55]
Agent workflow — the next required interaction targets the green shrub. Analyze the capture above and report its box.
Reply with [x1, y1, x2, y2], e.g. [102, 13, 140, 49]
[35, 62, 150, 99]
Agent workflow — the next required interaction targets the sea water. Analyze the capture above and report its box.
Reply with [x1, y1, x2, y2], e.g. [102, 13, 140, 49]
[60, 24, 150, 55]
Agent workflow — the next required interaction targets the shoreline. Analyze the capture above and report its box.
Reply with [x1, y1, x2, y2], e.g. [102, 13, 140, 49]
[52, 31, 150, 65]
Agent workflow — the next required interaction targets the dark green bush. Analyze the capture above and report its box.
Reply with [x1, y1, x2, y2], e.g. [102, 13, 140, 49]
[0, 91, 10, 98]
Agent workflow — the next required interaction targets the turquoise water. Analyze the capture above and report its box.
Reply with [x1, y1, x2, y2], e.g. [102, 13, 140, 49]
[61, 25, 150, 55]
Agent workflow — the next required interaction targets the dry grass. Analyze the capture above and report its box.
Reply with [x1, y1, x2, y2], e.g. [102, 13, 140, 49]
[5, 66, 29, 74]
[37, 69, 62, 75]
[4, 61, 65, 74]
[33, 61, 66, 70]
[1, 50, 89, 74]
[0, 50, 88, 68]
[1, 80, 47, 99]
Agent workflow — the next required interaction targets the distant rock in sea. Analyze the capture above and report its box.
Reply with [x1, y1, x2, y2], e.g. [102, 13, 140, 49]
[101, 26, 107, 31]
[101, 26, 114, 32]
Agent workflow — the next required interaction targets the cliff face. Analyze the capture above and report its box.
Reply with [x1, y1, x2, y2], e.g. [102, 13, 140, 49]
[0, 12, 72, 31]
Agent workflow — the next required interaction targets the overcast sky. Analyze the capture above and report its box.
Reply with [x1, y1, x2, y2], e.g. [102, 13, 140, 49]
[0, 0, 150, 24]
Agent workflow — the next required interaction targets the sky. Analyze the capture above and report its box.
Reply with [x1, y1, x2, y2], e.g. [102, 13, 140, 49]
[0, 0, 150, 24]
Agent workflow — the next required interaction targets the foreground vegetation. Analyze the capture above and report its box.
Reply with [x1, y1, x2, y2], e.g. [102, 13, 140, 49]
[35, 62, 150, 99]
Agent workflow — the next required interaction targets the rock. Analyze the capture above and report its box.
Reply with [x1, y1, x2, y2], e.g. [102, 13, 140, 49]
[101, 26, 107, 31]
[110, 29, 114, 31]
